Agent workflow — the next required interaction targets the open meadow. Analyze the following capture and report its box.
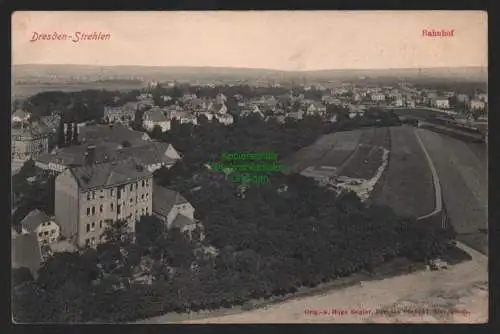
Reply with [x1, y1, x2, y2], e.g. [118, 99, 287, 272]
[415, 129, 488, 255]
[338, 127, 390, 179]
[282, 130, 362, 174]
[372, 126, 435, 218]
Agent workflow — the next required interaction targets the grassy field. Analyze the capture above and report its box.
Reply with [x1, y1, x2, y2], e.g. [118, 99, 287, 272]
[282, 130, 362, 174]
[339, 127, 390, 179]
[415, 129, 488, 255]
[372, 126, 435, 218]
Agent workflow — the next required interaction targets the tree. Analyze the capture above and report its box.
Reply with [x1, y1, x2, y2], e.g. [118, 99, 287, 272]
[136, 215, 166, 253]
[151, 125, 163, 139]
[103, 219, 132, 246]
[72, 122, 79, 144]
[57, 117, 65, 148]
[134, 107, 144, 127]
[65, 122, 73, 146]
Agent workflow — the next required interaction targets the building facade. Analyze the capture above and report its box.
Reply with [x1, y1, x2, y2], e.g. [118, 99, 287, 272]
[11, 123, 52, 173]
[470, 99, 486, 110]
[20, 209, 60, 245]
[54, 158, 154, 248]
[103, 106, 136, 124]
[433, 98, 450, 109]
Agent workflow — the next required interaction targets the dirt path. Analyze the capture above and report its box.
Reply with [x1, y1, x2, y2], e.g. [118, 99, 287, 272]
[167, 242, 487, 324]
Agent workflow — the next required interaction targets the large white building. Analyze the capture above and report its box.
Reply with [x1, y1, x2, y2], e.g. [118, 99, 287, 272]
[142, 108, 171, 132]
[470, 99, 486, 110]
[433, 98, 450, 109]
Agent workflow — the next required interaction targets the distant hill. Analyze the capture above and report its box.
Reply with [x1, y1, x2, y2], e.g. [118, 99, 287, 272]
[12, 64, 487, 83]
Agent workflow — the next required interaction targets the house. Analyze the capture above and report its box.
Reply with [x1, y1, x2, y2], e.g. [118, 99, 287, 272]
[470, 99, 486, 110]
[12, 232, 43, 279]
[103, 105, 136, 124]
[78, 123, 151, 147]
[406, 100, 416, 108]
[187, 98, 208, 112]
[12, 110, 31, 123]
[371, 93, 386, 102]
[161, 95, 173, 102]
[20, 209, 60, 245]
[54, 158, 154, 248]
[11, 122, 52, 174]
[393, 97, 404, 107]
[348, 104, 367, 118]
[152, 185, 204, 240]
[40, 114, 61, 133]
[476, 93, 488, 103]
[456, 93, 470, 103]
[306, 102, 327, 115]
[216, 93, 227, 104]
[196, 112, 214, 122]
[426, 91, 438, 99]
[180, 94, 198, 104]
[287, 110, 304, 121]
[136, 99, 155, 111]
[270, 115, 286, 124]
[332, 87, 349, 96]
[241, 105, 264, 118]
[36, 141, 181, 173]
[432, 98, 450, 109]
[142, 108, 171, 132]
[215, 113, 234, 125]
[170, 110, 198, 125]
[207, 102, 228, 114]
[138, 93, 153, 100]
[322, 96, 341, 105]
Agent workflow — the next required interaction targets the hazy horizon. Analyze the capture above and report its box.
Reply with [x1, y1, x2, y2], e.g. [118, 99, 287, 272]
[12, 63, 487, 72]
[12, 11, 487, 70]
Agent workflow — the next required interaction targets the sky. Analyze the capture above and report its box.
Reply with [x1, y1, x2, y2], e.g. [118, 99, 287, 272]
[11, 11, 487, 71]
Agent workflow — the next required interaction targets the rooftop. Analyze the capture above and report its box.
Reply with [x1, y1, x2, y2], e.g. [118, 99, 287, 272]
[69, 158, 153, 190]
[12, 109, 31, 120]
[78, 124, 150, 146]
[170, 214, 195, 230]
[12, 122, 52, 137]
[153, 184, 189, 218]
[38, 141, 179, 167]
[20, 209, 51, 233]
[144, 108, 169, 122]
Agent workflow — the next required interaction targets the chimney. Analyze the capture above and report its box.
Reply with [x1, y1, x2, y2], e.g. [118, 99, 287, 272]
[85, 145, 96, 165]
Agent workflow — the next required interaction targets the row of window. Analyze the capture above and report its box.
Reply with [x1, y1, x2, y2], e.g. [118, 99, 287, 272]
[38, 229, 56, 237]
[86, 194, 150, 216]
[85, 180, 151, 201]
[86, 221, 104, 233]
[85, 207, 151, 234]
[41, 237, 57, 245]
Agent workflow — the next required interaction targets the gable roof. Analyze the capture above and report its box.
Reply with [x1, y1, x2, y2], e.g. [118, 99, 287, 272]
[79, 124, 148, 146]
[20, 209, 51, 233]
[12, 232, 42, 278]
[143, 108, 169, 122]
[153, 184, 189, 218]
[70, 158, 153, 190]
[170, 214, 195, 230]
[38, 141, 179, 168]
[12, 110, 30, 120]
[11, 122, 52, 137]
